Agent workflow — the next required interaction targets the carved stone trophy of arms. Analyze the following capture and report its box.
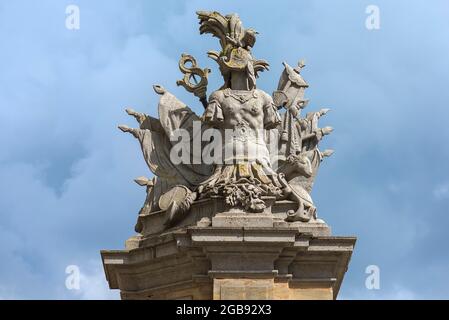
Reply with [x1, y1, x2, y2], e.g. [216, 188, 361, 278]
[102, 10, 355, 301]
[116, 10, 336, 234]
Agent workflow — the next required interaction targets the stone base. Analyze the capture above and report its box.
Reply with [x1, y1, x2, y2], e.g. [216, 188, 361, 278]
[135, 198, 333, 239]
[101, 223, 356, 300]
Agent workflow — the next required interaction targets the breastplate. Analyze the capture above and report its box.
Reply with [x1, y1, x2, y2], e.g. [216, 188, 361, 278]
[222, 121, 270, 163]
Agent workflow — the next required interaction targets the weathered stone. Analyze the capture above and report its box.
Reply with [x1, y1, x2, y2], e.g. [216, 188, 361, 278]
[101, 224, 355, 300]
[101, 10, 356, 300]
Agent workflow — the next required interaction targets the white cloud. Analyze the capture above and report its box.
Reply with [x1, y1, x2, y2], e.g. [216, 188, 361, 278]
[76, 261, 120, 300]
[434, 183, 449, 200]
[339, 284, 417, 300]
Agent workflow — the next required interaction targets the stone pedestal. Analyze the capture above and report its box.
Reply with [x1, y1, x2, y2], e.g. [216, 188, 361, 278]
[101, 201, 356, 300]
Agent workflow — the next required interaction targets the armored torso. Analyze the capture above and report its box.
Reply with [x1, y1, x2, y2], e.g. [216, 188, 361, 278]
[203, 88, 280, 164]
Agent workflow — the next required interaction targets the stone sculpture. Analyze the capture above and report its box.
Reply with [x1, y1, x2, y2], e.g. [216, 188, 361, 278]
[102, 10, 356, 301]
[119, 11, 333, 235]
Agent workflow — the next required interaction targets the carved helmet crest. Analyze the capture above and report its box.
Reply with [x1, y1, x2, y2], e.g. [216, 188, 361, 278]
[196, 11, 269, 88]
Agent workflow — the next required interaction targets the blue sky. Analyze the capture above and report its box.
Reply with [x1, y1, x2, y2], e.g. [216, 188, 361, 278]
[0, 0, 448, 299]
